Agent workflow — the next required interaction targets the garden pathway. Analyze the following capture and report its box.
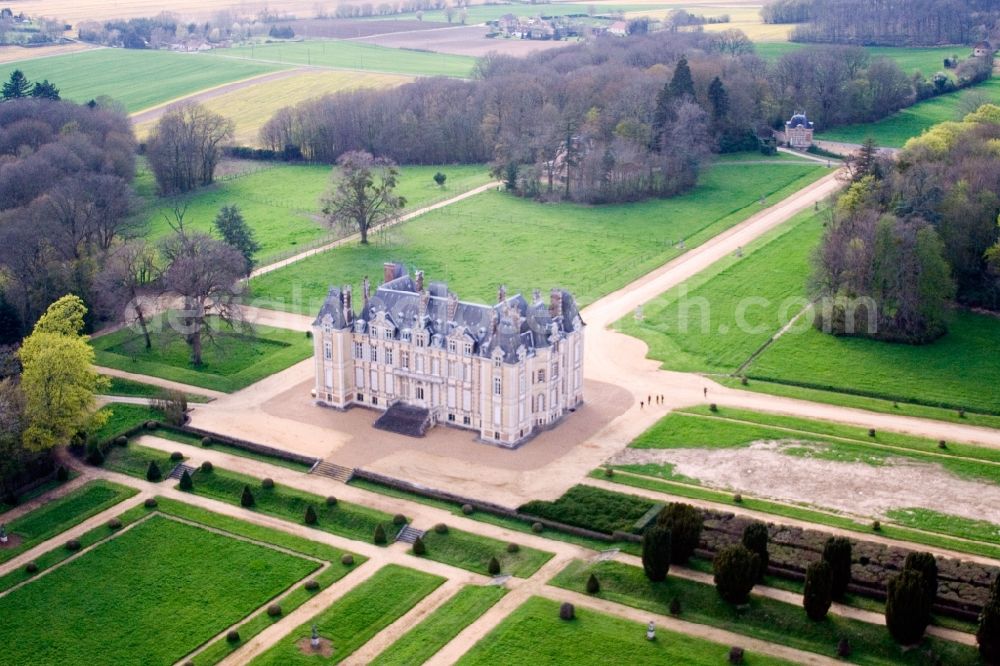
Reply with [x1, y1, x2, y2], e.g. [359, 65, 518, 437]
[96, 365, 226, 400]
[0, 474, 90, 524]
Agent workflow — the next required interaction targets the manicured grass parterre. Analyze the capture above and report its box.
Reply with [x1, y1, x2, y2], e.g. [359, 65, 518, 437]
[370, 585, 506, 666]
[146, 427, 314, 472]
[90, 403, 163, 443]
[0, 480, 136, 564]
[251, 564, 445, 665]
[103, 375, 211, 403]
[551, 559, 979, 665]
[211, 40, 476, 78]
[102, 442, 183, 481]
[184, 466, 402, 543]
[0, 49, 282, 113]
[0, 514, 319, 665]
[250, 157, 827, 312]
[457, 595, 796, 666]
[91, 317, 312, 393]
[135, 161, 492, 264]
[416, 527, 553, 578]
[820, 77, 1000, 147]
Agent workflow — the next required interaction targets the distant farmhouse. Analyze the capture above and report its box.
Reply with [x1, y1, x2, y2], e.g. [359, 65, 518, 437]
[973, 40, 993, 58]
[312, 263, 585, 448]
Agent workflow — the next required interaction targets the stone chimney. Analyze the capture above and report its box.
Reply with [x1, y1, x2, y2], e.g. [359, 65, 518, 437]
[342, 285, 353, 323]
[447, 292, 458, 322]
[418, 289, 429, 320]
[383, 262, 398, 284]
[490, 308, 499, 335]
[498, 284, 507, 304]
[362, 276, 370, 304]
[532, 288, 542, 305]
[415, 270, 424, 293]
[549, 288, 563, 319]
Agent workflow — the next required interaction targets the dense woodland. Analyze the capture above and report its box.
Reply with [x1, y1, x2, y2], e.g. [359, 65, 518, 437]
[812, 107, 1000, 343]
[261, 31, 954, 204]
[763, 0, 1000, 47]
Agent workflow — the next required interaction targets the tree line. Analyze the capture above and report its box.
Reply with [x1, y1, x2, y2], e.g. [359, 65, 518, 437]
[763, 0, 1000, 47]
[811, 106, 1000, 344]
[260, 31, 944, 204]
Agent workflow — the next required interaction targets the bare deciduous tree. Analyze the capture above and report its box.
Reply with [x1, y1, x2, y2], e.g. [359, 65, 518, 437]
[146, 102, 234, 195]
[322, 151, 405, 245]
[96, 240, 157, 349]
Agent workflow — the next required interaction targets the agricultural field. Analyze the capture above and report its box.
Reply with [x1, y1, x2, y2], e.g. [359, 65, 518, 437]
[359, 25, 578, 58]
[819, 77, 1000, 147]
[210, 40, 477, 78]
[132, 69, 411, 146]
[371, 3, 674, 24]
[755, 43, 970, 77]
[0, 42, 95, 64]
[91, 317, 313, 393]
[458, 596, 795, 665]
[0, 49, 282, 113]
[134, 161, 492, 264]
[249, 156, 827, 312]
[0, 515, 318, 665]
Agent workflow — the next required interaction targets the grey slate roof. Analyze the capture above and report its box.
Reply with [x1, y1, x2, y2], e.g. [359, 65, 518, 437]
[315, 269, 583, 364]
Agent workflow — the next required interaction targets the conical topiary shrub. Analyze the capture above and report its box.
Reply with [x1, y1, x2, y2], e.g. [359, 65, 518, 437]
[586, 573, 600, 594]
[179, 470, 193, 491]
[304, 505, 318, 525]
[413, 536, 427, 556]
[146, 460, 162, 482]
[240, 484, 255, 508]
[488, 556, 501, 576]
[374, 523, 387, 545]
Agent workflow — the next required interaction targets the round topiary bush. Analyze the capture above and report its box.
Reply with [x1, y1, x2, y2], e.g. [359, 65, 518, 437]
[261, 478, 274, 489]
[393, 513, 406, 526]
[868, 428, 876, 437]
[531, 522, 543, 533]
[115, 435, 128, 447]
[434, 523, 448, 535]
[341, 553, 355, 566]
[461, 504, 474, 515]
[559, 602, 575, 621]
[709, 403, 718, 412]
[267, 604, 282, 617]
[25, 561, 38, 574]
[740, 376, 749, 386]
[604, 467, 614, 477]
[304, 579, 320, 591]
[226, 630, 240, 643]
[872, 520, 881, 531]
[938, 440, 947, 449]
[305, 330, 312, 339]
[144, 498, 158, 509]
[326, 496, 337, 507]
[200, 461, 214, 473]
[506, 542, 520, 553]
[733, 493, 743, 503]
[65, 539, 81, 552]
[728, 646, 744, 664]
[107, 518, 123, 530]
[959, 408, 966, 418]
[170, 451, 183, 461]
[201, 436, 212, 446]
[713, 545, 759, 604]
[145, 420, 159, 430]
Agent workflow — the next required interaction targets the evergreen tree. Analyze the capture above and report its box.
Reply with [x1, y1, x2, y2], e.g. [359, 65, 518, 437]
[179, 469, 193, 490]
[586, 573, 600, 594]
[433, 172, 446, 188]
[30, 80, 60, 101]
[903, 551, 938, 606]
[822, 537, 852, 600]
[803, 560, 833, 620]
[240, 484, 255, 508]
[304, 504, 317, 525]
[713, 545, 759, 604]
[886, 569, 931, 645]
[651, 82, 674, 152]
[641, 524, 672, 582]
[146, 460, 162, 482]
[213, 205, 260, 274]
[488, 556, 501, 576]
[707, 76, 729, 121]
[373, 523, 387, 544]
[978, 576, 1000, 664]
[656, 503, 703, 564]
[412, 535, 426, 555]
[741, 522, 769, 581]
[2, 70, 31, 100]
[668, 56, 696, 100]
[0, 294, 22, 345]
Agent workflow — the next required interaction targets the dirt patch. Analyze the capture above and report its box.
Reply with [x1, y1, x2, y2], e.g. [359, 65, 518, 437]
[358, 25, 574, 57]
[0, 533, 24, 549]
[296, 636, 334, 657]
[612, 441, 1000, 524]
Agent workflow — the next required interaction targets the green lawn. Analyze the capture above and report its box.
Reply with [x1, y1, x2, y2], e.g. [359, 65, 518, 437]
[250, 158, 827, 312]
[91, 403, 164, 443]
[370, 584, 506, 666]
[91, 317, 312, 393]
[103, 375, 212, 403]
[0, 49, 282, 113]
[135, 162, 492, 265]
[185, 466, 402, 543]
[0, 480, 136, 564]
[416, 527, 553, 578]
[0, 515, 317, 665]
[148, 427, 313, 472]
[551, 560, 978, 665]
[458, 596, 795, 666]
[103, 442, 182, 481]
[252, 564, 445, 665]
[820, 77, 1000, 147]
[211, 40, 475, 78]
[617, 207, 823, 373]
[754, 43, 967, 78]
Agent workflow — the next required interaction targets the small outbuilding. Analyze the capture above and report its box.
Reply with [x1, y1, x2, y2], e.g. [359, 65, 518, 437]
[973, 41, 993, 58]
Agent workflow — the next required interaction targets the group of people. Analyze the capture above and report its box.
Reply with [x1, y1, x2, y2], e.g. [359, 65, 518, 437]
[639, 394, 666, 409]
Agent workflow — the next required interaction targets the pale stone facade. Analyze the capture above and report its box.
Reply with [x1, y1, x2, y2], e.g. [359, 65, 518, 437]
[782, 112, 814, 149]
[312, 263, 585, 448]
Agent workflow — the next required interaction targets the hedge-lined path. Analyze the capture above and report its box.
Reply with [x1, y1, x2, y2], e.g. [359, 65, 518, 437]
[96, 366, 226, 400]
[584, 476, 1000, 568]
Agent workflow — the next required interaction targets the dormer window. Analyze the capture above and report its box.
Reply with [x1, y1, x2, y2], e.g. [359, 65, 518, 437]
[464, 342, 472, 356]
[448, 339, 457, 353]
[401, 330, 412, 343]
[383, 328, 393, 340]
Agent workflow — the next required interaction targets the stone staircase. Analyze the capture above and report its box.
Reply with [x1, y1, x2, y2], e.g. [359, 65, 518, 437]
[310, 460, 354, 483]
[395, 525, 425, 544]
[169, 463, 196, 480]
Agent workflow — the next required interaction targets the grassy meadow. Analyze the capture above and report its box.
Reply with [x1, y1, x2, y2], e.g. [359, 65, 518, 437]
[132, 70, 412, 146]
[211, 40, 476, 78]
[0, 515, 317, 665]
[0, 49, 282, 113]
[134, 161, 492, 264]
[755, 43, 969, 76]
[249, 157, 827, 312]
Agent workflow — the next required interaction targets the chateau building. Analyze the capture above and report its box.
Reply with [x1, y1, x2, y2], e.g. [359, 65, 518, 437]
[311, 263, 585, 448]
[782, 112, 814, 149]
